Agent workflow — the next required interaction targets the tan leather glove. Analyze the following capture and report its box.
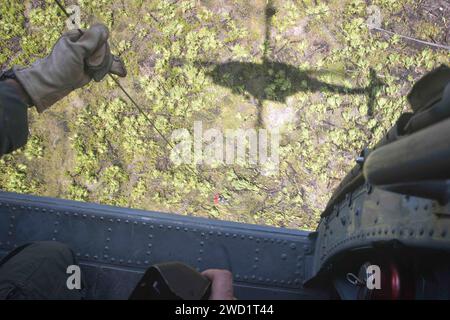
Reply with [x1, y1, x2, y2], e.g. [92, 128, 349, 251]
[13, 23, 127, 113]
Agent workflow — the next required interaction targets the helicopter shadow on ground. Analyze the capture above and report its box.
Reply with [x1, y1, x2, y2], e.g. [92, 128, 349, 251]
[196, 60, 384, 127]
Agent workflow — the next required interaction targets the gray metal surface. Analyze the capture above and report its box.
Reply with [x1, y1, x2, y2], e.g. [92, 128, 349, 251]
[0, 191, 325, 299]
[308, 182, 450, 282]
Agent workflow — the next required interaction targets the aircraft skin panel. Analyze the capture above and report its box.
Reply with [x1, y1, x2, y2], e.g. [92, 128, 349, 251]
[0, 191, 325, 299]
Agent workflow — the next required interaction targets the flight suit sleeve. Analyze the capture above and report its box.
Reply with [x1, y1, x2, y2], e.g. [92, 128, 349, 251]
[0, 81, 29, 157]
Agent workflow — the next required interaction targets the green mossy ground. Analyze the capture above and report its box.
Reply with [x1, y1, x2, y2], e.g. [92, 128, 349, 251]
[0, 0, 449, 230]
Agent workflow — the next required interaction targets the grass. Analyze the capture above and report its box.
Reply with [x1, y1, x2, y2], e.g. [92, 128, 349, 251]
[0, 0, 449, 230]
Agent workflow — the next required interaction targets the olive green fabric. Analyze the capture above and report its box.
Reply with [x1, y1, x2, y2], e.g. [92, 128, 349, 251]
[407, 64, 450, 112]
[0, 242, 84, 300]
[0, 81, 28, 157]
[13, 24, 126, 113]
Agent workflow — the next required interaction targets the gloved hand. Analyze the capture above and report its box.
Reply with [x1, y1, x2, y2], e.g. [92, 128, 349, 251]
[13, 23, 127, 113]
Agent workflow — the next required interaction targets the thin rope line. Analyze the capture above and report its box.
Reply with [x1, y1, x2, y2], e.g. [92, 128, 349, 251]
[372, 27, 450, 51]
[53, 0, 222, 197]
[108, 74, 175, 149]
[54, 0, 174, 149]
[55, 0, 71, 17]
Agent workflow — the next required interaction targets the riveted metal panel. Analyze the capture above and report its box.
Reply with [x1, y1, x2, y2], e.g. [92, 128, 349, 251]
[0, 191, 324, 299]
[55, 212, 111, 262]
[308, 183, 450, 282]
[0, 203, 12, 247]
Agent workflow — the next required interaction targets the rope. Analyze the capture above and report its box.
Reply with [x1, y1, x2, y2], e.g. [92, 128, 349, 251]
[54, 0, 174, 150]
[53, 0, 220, 201]
[372, 27, 450, 51]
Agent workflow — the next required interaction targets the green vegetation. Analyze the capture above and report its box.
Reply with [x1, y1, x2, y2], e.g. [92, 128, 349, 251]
[0, 0, 449, 230]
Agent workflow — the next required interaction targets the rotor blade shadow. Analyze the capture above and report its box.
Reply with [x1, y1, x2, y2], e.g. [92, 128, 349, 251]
[196, 61, 385, 119]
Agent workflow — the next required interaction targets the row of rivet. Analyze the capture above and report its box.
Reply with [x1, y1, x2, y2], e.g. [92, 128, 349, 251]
[1, 201, 307, 287]
[321, 225, 449, 261]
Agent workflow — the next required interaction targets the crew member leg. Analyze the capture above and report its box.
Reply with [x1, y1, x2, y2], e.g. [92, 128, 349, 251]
[0, 241, 84, 299]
